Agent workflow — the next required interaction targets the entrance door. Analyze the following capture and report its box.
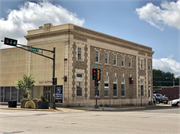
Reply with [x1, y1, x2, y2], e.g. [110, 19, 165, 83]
[43, 86, 51, 102]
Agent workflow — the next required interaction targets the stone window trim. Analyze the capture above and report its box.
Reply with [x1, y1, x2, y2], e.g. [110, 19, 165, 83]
[140, 58, 144, 70]
[121, 77, 125, 97]
[113, 54, 117, 66]
[75, 69, 85, 98]
[95, 50, 100, 63]
[105, 52, 109, 65]
[76, 44, 85, 61]
[121, 56, 125, 67]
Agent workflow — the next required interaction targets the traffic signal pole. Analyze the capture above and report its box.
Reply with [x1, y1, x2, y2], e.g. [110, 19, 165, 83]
[52, 47, 56, 109]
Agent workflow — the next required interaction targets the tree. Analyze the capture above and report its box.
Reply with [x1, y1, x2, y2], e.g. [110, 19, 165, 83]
[15, 72, 36, 98]
[153, 69, 179, 87]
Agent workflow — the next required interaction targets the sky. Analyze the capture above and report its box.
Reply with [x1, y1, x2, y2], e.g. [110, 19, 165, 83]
[0, 0, 180, 77]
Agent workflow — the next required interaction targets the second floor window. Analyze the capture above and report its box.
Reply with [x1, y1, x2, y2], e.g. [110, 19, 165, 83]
[148, 61, 151, 70]
[96, 51, 99, 62]
[105, 53, 108, 64]
[129, 58, 132, 68]
[140, 59, 143, 69]
[78, 47, 81, 60]
[114, 55, 117, 65]
[122, 56, 124, 67]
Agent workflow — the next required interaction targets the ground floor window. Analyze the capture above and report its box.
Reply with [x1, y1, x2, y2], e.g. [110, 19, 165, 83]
[141, 80, 144, 96]
[121, 78, 125, 96]
[95, 82, 100, 97]
[104, 77, 109, 97]
[77, 74, 83, 96]
[113, 77, 117, 96]
[0, 87, 24, 102]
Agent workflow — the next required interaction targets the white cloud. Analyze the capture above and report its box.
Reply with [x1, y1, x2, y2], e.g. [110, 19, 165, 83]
[136, 0, 180, 31]
[153, 58, 180, 77]
[0, 0, 85, 49]
[168, 54, 174, 59]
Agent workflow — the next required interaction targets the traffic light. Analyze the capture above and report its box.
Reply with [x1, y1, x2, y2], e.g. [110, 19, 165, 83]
[92, 69, 97, 80]
[52, 77, 57, 85]
[4, 37, 17, 46]
[97, 69, 101, 81]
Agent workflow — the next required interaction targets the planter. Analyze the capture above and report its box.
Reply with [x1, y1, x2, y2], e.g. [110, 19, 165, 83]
[37, 101, 49, 109]
[21, 100, 28, 108]
[8, 101, 17, 108]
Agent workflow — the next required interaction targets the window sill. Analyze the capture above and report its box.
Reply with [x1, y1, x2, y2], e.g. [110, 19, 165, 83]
[77, 59, 84, 62]
[113, 65, 117, 67]
[76, 96, 84, 100]
[105, 64, 109, 66]
[95, 62, 101, 64]
[121, 96, 125, 97]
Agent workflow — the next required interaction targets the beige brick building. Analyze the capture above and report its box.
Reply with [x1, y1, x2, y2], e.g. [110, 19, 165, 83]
[0, 23, 154, 106]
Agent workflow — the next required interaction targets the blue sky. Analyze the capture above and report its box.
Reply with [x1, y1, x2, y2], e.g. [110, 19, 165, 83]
[0, 0, 180, 77]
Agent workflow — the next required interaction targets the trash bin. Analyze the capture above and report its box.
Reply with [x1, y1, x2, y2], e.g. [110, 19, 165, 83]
[8, 101, 17, 108]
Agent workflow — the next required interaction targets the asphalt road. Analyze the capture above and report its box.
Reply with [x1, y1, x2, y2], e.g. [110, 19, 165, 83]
[0, 106, 179, 134]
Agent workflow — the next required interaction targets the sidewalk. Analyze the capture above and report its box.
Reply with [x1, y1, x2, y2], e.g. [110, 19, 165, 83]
[0, 104, 159, 112]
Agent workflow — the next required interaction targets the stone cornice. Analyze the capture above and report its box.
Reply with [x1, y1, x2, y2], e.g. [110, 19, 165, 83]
[24, 25, 154, 54]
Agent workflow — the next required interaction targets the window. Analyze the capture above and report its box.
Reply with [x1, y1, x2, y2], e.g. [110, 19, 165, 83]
[121, 78, 125, 96]
[96, 51, 99, 63]
[105, 53, 108, 64]
[113, 77, 117, 96]
[76, 74, 82, 96]
[141, 80, 144, 96]
[148, 61, 151, 70]
[114, 55, 117, 65]
[140, 59, 143, 69]
[78, 47, 82, 60]
[122, 56, 124, 67]
[129, 57, 132, 68]
[95, 82, 100, 97]
[104, 77, 109, 96]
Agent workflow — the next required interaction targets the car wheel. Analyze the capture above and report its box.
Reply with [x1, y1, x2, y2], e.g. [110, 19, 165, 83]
[156, 100, 160, 104]
[177, 102, 180, 107]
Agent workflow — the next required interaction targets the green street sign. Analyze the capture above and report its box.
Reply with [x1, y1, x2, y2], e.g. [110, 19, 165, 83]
[93, 65, 101, 69]
[30, 46, 39, 52]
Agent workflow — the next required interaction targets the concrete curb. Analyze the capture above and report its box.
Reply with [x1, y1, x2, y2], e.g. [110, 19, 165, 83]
[84, 107, 146, 111]
[0, 107, 60, 112]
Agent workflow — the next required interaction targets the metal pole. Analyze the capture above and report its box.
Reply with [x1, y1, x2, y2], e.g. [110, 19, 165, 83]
[52, 47, 56, 109]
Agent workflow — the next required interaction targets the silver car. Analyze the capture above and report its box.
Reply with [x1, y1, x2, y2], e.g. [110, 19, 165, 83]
[171, 98, 180, 106]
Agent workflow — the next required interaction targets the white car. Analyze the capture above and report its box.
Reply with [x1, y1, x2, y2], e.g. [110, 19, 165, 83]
[171, 98, 180, 106]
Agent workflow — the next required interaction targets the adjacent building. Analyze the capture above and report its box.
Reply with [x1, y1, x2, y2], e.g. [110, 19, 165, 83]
[0, 23, 154, 106]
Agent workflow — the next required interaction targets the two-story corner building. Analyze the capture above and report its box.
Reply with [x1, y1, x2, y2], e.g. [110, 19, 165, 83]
[0, 23, 154, 106]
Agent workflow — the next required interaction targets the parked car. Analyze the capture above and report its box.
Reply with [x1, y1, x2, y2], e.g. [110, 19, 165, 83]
[162, 95, 168, 104]
[171, 98, 180, 106]
[153, 94, 168, 104]
[153, 95, 156, 104]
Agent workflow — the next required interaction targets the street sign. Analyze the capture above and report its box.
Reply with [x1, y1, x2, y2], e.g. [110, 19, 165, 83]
[93, 65, 101, 69]
[30, 46, 39, 52]
[4, 37, 17, 46]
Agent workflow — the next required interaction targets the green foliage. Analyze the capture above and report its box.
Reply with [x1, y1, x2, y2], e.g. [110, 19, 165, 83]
[153, 86, 161, 89]
[153, 69, 179, 86]
[15, 72, 36, 98]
